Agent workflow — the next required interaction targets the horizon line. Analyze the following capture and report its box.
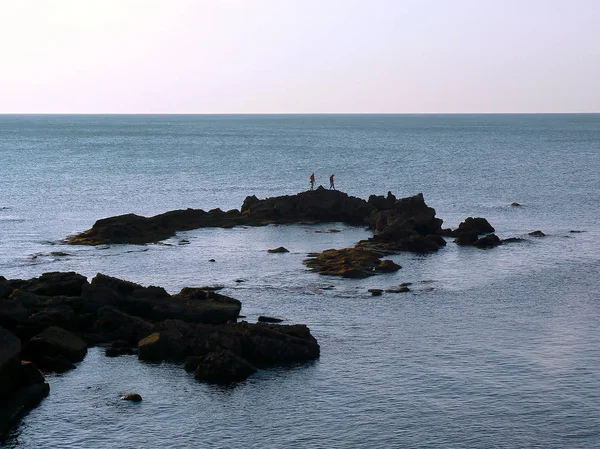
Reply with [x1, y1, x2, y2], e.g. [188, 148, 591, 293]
[1, 112, 599, 116]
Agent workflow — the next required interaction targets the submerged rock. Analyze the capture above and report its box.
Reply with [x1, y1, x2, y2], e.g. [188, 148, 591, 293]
[194, 350, 257, 383]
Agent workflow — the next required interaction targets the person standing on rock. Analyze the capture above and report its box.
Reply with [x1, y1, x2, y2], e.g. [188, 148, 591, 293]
[329, 174, 335, 190]
[309, 173, 315, 190]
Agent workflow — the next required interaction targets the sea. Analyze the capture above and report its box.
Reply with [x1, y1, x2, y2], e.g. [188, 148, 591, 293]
[0, 114, 599, 448]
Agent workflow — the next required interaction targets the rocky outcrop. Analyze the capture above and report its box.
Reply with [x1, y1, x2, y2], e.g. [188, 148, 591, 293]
[367, 193, 443, 239]
[68, 188, 376, 245]
[453, 217, 497, 247]
[0, 272, 320, 386]
[66, 189, 516, 260]
[304, 248, 401, 278]
[241, 187, 374, 225]
[303, 193, 449, 276]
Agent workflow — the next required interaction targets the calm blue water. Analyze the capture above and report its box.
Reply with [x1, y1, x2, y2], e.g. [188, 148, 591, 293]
[1, 114, 599, 448]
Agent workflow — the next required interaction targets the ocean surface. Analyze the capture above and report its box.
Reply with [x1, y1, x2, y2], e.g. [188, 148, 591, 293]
[1, 114, 599, 448]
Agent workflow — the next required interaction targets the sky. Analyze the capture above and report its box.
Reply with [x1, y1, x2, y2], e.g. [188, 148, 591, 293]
[0, 0, 599, 113]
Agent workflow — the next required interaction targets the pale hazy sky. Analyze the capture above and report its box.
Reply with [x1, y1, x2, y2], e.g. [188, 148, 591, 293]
[1, 0, 599, 113]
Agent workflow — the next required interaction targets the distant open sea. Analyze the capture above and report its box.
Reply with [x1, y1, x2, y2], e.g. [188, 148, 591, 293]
[1, 114, 599, 448]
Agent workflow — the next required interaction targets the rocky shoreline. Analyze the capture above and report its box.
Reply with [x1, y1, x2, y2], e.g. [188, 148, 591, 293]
[2, 190, 538, 438]
[0, 272, 320, 440]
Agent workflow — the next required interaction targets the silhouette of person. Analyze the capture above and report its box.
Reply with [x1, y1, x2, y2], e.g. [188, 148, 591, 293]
[329, 174, 335, 190]
[309, 173, 315, 191]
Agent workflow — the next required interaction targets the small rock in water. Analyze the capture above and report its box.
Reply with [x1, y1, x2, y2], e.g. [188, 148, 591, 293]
[50, 251, 70, 257]
[502, 237, 524, 244]
[121, 393, 142, 402]
[267, 246, 289, 253]
[385, 286, 410, 293]
[235, 279, 245, 283]
[258, 315, 283, 323]
[178, 239, 190, 245]
[328, 228, 341, 233]
[208, 259, 216, 262]
[510, 202, 521, 207]
[368, 289, 384, 296]
[529, 230, 546, 237]
[569, 230, 584, 233]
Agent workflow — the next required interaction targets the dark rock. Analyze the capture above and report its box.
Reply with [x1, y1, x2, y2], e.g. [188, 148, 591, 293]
[368, 289, 383, 296]
[121, 393, 142, 402]
[22, 326, 87, 370]
[258, 316, 283, 323]
[194, 350, 257, 383]
[368, 193, 443, 240]
[457, 217, 495, 234]
[267, 247, 289, 253]
[105, 340, 137, 357]
[0, 277, 15, 299]
[92, 273, 147, 297]
[34, 354, 76, 373]
[440, 228, 457, 237]
[377, 259, 402, 272]
[19, 361, 45, 386]
[473, 234, 502, 248]
[305, 248, 401, 278]
[529, 230, 546, 237]
[367, 191, 397, 210]
[0, 296, 29, 330]
[184, 356, 202, 372]
[242, 188, 374, 225]
[426, 234, 447, 247]
[454, 230, 479, 246]
[502, 237, 524, 244]
[18, 272, 88, 297]
[510, 202, 521, 207]
[209, 259, 216, 262]
[0, 327, 21, 398]
[0, 382, 49, 440]
[385, 286, 411, 293]
[68, 189, 375, 245]
[95, 306, 155, 344]
[138, 333, 168, 362]
[138, 320, 195, 362]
